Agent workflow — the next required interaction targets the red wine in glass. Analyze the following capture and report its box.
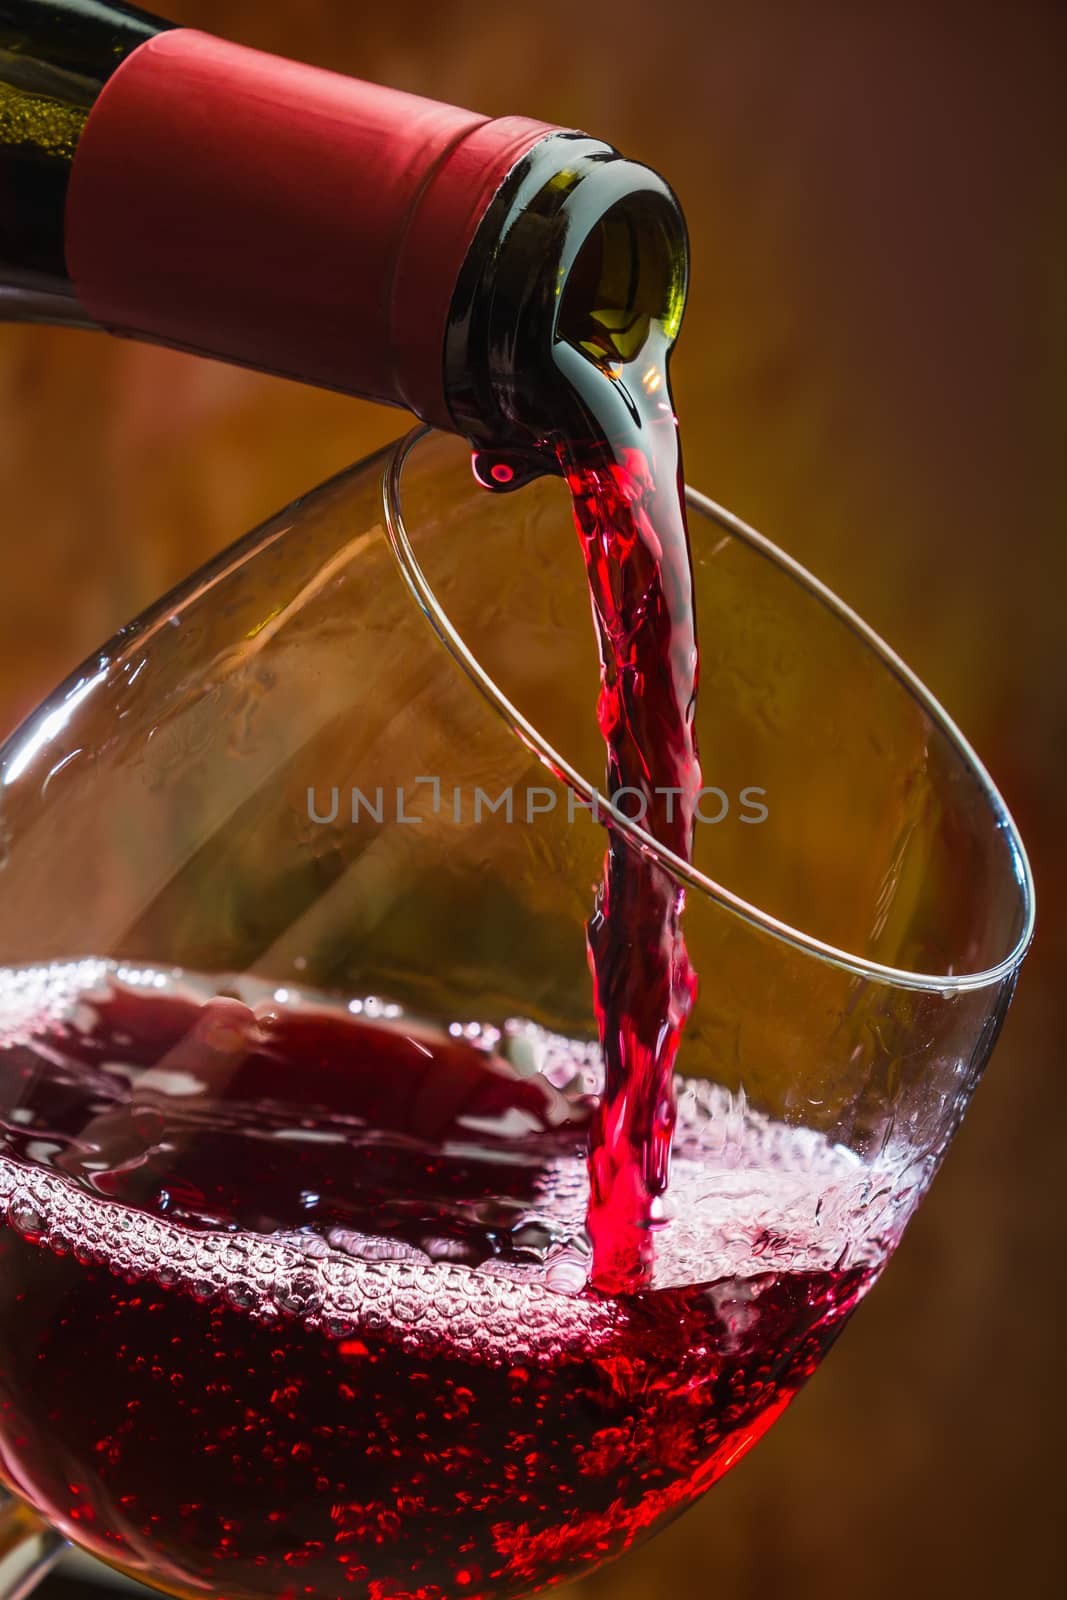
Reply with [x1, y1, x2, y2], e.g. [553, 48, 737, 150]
[0, 963, 881, 1600]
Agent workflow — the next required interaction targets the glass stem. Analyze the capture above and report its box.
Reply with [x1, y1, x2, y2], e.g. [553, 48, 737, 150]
[0, 1498, 66, 1600]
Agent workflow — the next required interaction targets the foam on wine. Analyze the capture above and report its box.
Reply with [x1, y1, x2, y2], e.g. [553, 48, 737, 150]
[0, 960, 902, 1300]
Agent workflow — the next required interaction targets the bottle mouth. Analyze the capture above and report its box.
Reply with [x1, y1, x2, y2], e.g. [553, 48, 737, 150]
[556, 188, 687, 369]
[443, 134, 689, 446]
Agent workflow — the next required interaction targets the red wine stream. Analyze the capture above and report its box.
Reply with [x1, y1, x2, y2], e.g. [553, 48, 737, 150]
[476, 324, 699, 1294]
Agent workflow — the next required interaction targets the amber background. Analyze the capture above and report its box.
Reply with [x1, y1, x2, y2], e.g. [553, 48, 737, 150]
[2, 1, 1065, 1596]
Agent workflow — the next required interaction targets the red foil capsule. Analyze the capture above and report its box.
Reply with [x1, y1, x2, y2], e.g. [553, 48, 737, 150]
[64, 29, 560, 428]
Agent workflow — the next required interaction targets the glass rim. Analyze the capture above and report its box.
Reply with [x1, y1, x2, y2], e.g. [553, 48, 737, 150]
[384, 425, 1036, 996]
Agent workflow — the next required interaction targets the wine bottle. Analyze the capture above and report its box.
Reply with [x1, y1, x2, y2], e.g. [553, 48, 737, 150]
[0, 0, 687, 445]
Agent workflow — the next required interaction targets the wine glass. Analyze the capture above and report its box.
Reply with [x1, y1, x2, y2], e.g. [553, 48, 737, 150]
[0, 427, 1033, 1600]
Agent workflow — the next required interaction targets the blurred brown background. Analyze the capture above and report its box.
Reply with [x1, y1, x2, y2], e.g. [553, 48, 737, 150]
[2, 1, 1065, 1596]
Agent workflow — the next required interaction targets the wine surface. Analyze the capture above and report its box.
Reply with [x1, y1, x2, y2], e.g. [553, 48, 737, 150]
[0, 963, 895, 1600]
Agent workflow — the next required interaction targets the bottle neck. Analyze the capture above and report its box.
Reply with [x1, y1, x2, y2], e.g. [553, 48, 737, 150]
[1, 6, 689, 441]
[52, 25, 561, 419]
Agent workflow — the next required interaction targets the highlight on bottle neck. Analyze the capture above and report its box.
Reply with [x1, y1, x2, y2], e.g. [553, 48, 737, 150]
[444, 134, 690, 451]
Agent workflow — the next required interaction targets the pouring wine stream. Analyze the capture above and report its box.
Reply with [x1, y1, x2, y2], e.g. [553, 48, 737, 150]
[477, 299, 700, 1295]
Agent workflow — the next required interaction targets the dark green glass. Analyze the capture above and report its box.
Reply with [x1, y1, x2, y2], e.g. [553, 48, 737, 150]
[0, 1, 166, 285]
